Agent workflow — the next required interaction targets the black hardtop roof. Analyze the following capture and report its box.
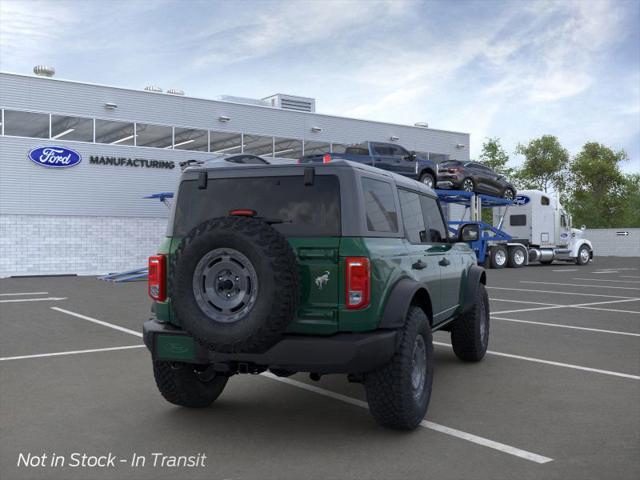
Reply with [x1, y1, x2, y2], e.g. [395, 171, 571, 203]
[182, 160, 436, 195]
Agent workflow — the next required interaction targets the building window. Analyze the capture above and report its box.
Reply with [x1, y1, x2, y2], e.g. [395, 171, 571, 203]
[3, 110, 49, 138]
[210, 131, 243, 154]
[243, 134, 274, 156]
[95, 119, 135, 145]
[273, 137, 303, 159]
[303, 140, 330, 156]
[331, 143, 348, 154]
[429, 153, 450, 163]
[361, 177, 398, 233]
[173, 127, 208, 151]
[135, 123, 173, 149]
[51, 114, 93, 142]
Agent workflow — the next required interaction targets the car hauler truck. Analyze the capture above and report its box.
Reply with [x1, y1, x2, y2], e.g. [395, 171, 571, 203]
[493, 190, 593, 266]
[439, 189, 593, 268]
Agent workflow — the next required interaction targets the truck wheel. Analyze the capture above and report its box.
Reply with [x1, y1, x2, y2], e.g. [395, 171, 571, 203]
[364, 306, 433, 430]
[153, 361, 228, 408]
[576, 245, 591, 265]
[419, 172, 435, 189]
[507, 246, 526, 268]
[489, 245, 507, 269]
[451, 283, 489, 362]
[169, 216, 300, 353]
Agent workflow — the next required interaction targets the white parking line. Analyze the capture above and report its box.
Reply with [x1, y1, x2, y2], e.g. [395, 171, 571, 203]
[574, 306, 640, 315]
[621, 276, 640, 279]
[262, 372, 553, 464]
[572, 278, 639, 284]
[552, 269, 578, 272]
[492, 316, 640, 337]
[0, 345, 145, 362]
[592, 271, 619, 274]
[521, 281, 640, 291]
[491, 298, 558, 306]
[492, 297, 640, 315]
[488, 286, 637, 299]
[51, 307, 143, 338]
[434, 342, 640, 380]
[0, 292, 49, 296]
[0, 297, 67, 303]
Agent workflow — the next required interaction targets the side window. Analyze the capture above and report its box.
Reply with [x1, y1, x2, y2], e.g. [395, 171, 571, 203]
[399, 190, 426, 243]
[389, 145, 409, 158]
[372, 144, 391, 156]
[361, 178, 398, 233]
[510, 214, 527, 226]
[561, 214, 567, 227]
[420, 196, 447, 243]
[541, 196, 550, 206]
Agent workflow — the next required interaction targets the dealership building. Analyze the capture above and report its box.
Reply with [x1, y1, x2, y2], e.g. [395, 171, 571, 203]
[0, 69, 470, 277]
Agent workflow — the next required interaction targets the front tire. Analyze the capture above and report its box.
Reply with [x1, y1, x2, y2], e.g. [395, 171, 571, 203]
[503, 188, 515, 201]
[462, 178, 475, 192]
[419, 172, 435, 189]
[451, 283, 489, 362]
[153, 361, 229, 408]
[365, 306, 433, 430]
[576, 245, 591, 265]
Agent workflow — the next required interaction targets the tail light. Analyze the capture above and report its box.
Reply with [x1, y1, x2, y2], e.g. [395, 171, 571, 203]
[345, 257, 370, 310]
[229, 209, 256, 217]
[148, 255, 166, 301]
[448, 167, 460, 173]
[323, 153, 332, 163]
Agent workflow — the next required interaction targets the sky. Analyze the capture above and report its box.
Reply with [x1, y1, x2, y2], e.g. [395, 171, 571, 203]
[1, 0, 639, 172]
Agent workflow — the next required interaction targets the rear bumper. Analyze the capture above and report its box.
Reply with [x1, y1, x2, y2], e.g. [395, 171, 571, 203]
[143, 319, 397, 374]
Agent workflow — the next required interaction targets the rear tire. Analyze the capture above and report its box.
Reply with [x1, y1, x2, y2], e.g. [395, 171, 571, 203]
[503, 188, 515, 201]
[462, 178, 475, 192]
[451, 283, 489, 362]
[153, 361, 228, 408]
[419, 172, 435, 189]
[365, 306, 433, 430]
[489, 245, 507, 269]
[507, 246, 526, 268]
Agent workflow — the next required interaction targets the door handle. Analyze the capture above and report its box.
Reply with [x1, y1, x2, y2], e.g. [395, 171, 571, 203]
[412, 260, 427, 270]
[439, 257, 450, 267]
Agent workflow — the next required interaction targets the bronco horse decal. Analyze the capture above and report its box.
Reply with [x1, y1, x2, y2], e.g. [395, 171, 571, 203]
[314, 271, 330, 290]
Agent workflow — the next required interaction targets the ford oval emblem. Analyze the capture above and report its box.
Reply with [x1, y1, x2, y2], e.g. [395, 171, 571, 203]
[514, 195, 530, 205]
[28, 146, 82, 168]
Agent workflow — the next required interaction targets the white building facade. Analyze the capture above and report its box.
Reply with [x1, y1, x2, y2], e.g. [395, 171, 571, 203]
[0, 72, 470, 277]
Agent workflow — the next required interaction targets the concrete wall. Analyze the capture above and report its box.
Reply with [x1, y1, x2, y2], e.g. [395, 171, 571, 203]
[0, 215, 167, 277]
[586, 228, 640, 258]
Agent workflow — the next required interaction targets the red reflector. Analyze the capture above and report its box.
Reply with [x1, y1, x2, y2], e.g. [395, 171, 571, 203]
[345, 257, 370, 310]
[229, 209, 256, 217]
[148, 255, 166, 301]
[322, 153, 332, 163]
[448, 167, 459, 173]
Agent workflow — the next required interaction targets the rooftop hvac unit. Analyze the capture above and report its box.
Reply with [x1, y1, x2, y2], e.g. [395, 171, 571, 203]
[217, 95, 270, 107]
[144, 85, 163, 93]
[262, 94, 316, 113]
[167, 88, 185, 96]
[33, 65, 55, 77]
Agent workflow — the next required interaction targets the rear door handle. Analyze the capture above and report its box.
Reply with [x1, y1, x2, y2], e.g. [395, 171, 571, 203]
[412, 260, 427, 270]
[439, 257, 450, 267]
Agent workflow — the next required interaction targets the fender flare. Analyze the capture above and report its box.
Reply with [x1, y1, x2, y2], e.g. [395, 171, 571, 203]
[460, 265, 486, 314]
[419, 167, 437, 181]
[379, 278, 433, 329]
[571, 239, 593, 258]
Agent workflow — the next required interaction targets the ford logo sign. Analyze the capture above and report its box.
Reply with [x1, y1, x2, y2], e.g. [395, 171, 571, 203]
[28, 146, 82, 168]
[514, 195, 530, 206]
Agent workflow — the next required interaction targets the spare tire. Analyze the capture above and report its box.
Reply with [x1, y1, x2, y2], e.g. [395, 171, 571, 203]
[169, 216, 299, 353]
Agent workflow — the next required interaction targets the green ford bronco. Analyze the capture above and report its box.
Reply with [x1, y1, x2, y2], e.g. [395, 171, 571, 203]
[144, 160, 488, 430]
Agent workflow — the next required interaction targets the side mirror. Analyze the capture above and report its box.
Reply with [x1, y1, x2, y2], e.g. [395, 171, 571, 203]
[405, 151, 417, 161]
[581, 225, 586, 231]
[458, 223, 480, 242]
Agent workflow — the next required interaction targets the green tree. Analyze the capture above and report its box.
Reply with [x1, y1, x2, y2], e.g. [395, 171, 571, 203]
[567, 142, 630, 228]
[619, 174, 640, 227]
[515, 135, 569, 193]
[479, 137, 514, 176]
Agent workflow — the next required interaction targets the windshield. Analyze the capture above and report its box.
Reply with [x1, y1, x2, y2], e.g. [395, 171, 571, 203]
[173, 175, 341, 237]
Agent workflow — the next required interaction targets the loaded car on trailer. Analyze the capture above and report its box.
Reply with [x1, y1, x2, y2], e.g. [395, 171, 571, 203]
[299, 141, 439, 189]
[144, 160, 489, 430]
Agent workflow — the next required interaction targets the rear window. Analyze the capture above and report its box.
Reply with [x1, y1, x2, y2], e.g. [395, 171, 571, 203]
[173, 175, 341, 237]
[440, 160, 462, 167]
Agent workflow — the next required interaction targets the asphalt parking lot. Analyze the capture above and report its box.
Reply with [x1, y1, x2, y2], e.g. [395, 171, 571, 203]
[1, 257, 639, 480]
